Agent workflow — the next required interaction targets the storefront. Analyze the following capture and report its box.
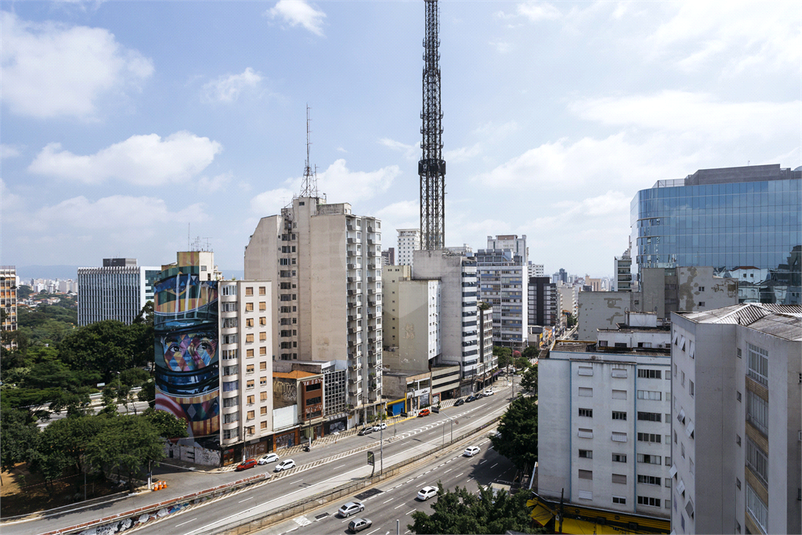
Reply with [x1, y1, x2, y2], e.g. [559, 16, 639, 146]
[324, 418, 347, 434]
[274, 428, 299, 450]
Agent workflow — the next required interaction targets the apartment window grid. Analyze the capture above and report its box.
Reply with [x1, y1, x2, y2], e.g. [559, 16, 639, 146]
[745, 483, 769, 533]
[746, 437, 769, 485]
[746, 391, 769, 435]
[747, 343, 769, 386]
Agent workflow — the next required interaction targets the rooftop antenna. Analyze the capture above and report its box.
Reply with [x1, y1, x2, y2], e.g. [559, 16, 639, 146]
[300, 105, 318, 198]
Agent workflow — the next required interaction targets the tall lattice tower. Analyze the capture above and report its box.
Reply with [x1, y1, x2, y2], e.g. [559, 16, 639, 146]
[299, 104, 318, 198]
[419, 0, 446, 251]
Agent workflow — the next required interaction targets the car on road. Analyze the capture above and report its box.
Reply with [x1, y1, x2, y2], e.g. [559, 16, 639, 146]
[358, 427, 374, 436]
[417, 486, 438, 501]
[274, 459, 296, 472]
[372, 422, 387, 431]
[347, 518, 373, 533]
[418, 408, 430, 417]
[463, 446, 481, 457]
[257, 453, 279, 465]
[454, 398, 465, 407]
[338, 501, 365, 517]
[465, 395, 477, 402]
[483, 388, 495, 396]
[235, 459, 257, 471]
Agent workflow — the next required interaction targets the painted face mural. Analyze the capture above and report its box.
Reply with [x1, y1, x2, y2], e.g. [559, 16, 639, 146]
[161, 331, 217, 371]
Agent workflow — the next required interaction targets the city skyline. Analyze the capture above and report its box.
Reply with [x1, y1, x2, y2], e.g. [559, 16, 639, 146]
[2, 1, 799, 276]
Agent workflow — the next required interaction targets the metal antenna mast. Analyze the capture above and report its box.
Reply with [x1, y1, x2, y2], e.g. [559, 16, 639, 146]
[419, 0, 446, 251]
[300, 104, 318, 198]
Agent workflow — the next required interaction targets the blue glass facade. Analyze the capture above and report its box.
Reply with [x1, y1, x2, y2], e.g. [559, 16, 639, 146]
[631, 164, 801, 304]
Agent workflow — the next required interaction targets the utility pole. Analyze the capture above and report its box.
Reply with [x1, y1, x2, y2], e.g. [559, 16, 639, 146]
[419, 0, 446, 251]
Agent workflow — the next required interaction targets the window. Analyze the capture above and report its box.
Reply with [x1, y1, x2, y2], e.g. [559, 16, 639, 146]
[638, 412, 662, 422]
[260, 331, 267, 341]
[681, 443, 685, 458]
[736, 434, 741, 446]
[612, 453, 627, 463]
[611, 432, 627, 442]
[223, 428, 239, 440]
[247, 410, 255, 420]
[223, 396, 239, 408]
[637, 496, 661, 507]
[612, 389, 627, 400]
[613, 496, 626, 505]
[638, 369, 662, 379]
[259, 301, 267, 311]
[689, 380, 694, 397]
[260, 361, 267, 371]
[746, 483, 768, 533]
[638, 475, 661, 485]
[746, 391, 768, 435]
[637, 454, 661, 465]
[245, 287, 253, 296]
[246, 364, 254, 374]
[246, 348, 254, 358]
[260, 391, 268, 401]
[578, 428, 593, 438]
[246, 318, 254, 327]
[611, 367, 627, 378]
[261, 421, 268, 430]
[260, 377, 267, 386]
[578, 469, 593, 480]
[260, 316, 267, 326]
[638, 432, 662, 443]
[637, 390, 662, 401]
[746, 438, 768, 485]
[246, 394, 254, 404]
[612, 411, 627, 420]
[245, 302, 254, 312]
[736, 478, 742, 490]
[246, 380, 254, 389]
[260, 347, 267, 356]
[612, 473, 627, 484]
[747, 344, 768, 386]
[578, 449, 593, 459]
[681, 371, 685, 387]
[578, 366, 593, 376]
[578, 387, 593, 397]
[259, 286, 266, 295]
[578, 408, 593, 417]
[246, 334, 254, 343]
[260, 406, 267, 416]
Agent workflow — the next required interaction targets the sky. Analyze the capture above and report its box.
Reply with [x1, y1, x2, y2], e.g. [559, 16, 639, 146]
[2, 0, 800, 278]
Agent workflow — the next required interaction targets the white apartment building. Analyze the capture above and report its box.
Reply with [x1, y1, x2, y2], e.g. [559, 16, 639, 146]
[539, 313, 672, 520]
[78, 258, 161, 326]
[614, 248, 633, 292]
[476, 235, 528, 350]
[397, 229, 421, 268]
[414, 249, 481, 395]
[670, 304, 801, 535]
[528, 262, 545, 278]
[558, 283, 580, 318]
[382, 265, 440, 373]
[244, 196, 383, 424]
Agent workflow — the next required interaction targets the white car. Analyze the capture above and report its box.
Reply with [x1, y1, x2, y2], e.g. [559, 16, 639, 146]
[463, 446, 480, 457]
[257, 453, 279, 465]
[417, 486, 438, 501]
[483, 388, 495, 396]
[372, 422, 387, 431]
[274, 459, 296, 472]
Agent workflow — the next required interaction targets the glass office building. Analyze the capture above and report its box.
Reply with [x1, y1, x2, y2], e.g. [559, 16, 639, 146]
[631, 164, 801, 304]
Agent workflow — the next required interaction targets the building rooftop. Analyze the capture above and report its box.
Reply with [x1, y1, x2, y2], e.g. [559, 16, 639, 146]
[550, 339, 670, 358]
[273, 370, 318, 379]
[677, 303, 802, 341]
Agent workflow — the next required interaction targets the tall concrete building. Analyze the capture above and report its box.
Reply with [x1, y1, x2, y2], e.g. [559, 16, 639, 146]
[614, 247, 633, 292]
[528, 262, 545, 278]
[244, 196, 383, 424]
[414, 249, 487, 395]
[631, 164, 801, 304]
[528, 276, 558, 327]
[539, 313, 672, 525]
[670, 303, 801, 535]
[476, 235, 528, 350]
[77, 258, 161, 326]
[397, 229, 421, 268]
[381, 247, 395, 266]
[1, 266, 18, 349]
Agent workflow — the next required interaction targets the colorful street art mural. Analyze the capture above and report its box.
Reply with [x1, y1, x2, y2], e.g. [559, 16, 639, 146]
[154, 267, 220, 447]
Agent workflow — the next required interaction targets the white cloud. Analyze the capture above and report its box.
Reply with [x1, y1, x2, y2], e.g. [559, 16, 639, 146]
[266, 0, 326, 36]
[490, 41, 513, 54]
[0, 179, 23, 212]
[198, 172, 233, 192]
[516, 1, 562, 22]
[250, 187, 295, 216]
[379, 137, 418, 160]
[317, 159, 400, 203]
[568, 91, 800, 140]
[0, 11, 153, 119]
[201, 67, 263, 103]
[0, 144, 21, 159]
[375, 200, 419, 229]
[645, 0, 802, 74]
[444, 143, 482, 163]
[28, 131, 223, 186]
[26, 195, 207, 234]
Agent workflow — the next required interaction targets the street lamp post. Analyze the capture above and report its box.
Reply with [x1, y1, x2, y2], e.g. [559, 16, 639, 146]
[442, 415, 454, 445]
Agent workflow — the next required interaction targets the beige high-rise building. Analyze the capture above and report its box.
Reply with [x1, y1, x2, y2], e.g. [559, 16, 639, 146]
[244, 196, 383, 424]
[1, 266, 17, 349]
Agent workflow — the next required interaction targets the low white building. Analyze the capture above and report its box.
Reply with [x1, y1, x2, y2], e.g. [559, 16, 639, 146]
[539, 313, 672, 519]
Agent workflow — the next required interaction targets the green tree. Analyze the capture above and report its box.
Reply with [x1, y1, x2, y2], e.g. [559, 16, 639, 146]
[58, 320, 143, 383]
[493, 346, 512, 369]
[142, 408, 188, 440]
[515, 355, 531, 370]
[0, 404, 41, 475]
[520, 364, 538, 396]
[567, 313, 577, 328]
[84, 415, 166, 492]
[36, 415, 105, 493]
[408, 482, 539, 534]
[522, 345, 539, 360]
[490, 396, 538, 472]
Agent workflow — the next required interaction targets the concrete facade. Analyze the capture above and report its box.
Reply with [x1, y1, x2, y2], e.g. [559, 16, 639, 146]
[397, 229, 420, 268]
[78, 259, 161, 326]
[670, 304, 802, 535]
[1, 266, 17, 349]
[476, 242, 528, 350]
[528, 276, 558, 327]
[577, 291, 639, 341]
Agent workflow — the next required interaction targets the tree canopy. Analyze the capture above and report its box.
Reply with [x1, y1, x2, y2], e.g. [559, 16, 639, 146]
[520, 364, 538, 396]
[490, 396, 538, 472]
[408, 482, 541, 534]
[493, 346, 512, 369]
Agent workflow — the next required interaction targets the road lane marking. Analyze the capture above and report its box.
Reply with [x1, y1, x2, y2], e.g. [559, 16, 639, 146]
[383, 497, 394, 504]
[238, 497, 253, 503]
[490, 463, 498, 469]
[176, 518, 197, 527]
[394, 503, 405, 509]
